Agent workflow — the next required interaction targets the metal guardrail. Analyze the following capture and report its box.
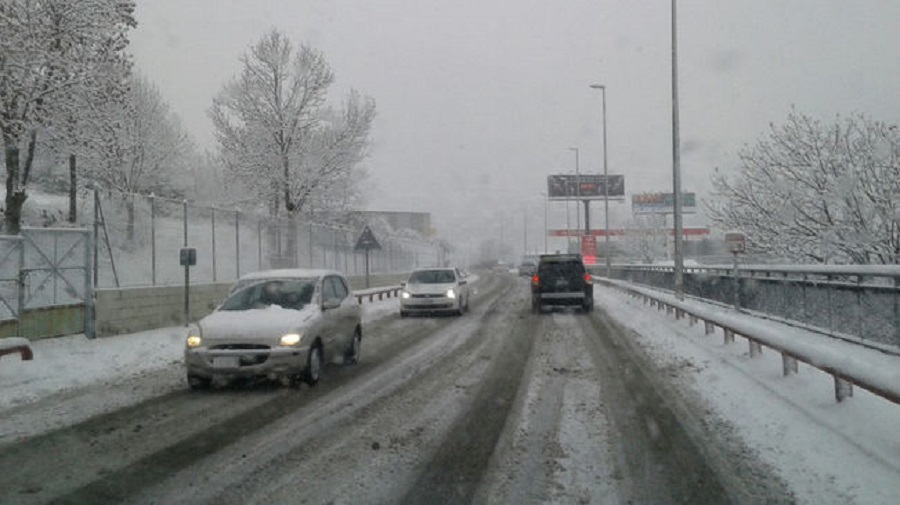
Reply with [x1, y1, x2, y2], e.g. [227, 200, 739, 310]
[599, 278, 900, 406]
[595, 264, 900, 350]
[0, 337, 33, 362]
[354, 285, 402, 304]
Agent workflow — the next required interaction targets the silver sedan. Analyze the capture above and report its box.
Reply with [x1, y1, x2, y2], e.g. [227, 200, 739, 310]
[184, 269, 362, 389]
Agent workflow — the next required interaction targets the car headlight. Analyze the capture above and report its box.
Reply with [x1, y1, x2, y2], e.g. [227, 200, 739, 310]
[401, 291, 410, 299]
[280, 333, 302, 346]
[446, 289, 457, 299]
[186, 325, 202, 348]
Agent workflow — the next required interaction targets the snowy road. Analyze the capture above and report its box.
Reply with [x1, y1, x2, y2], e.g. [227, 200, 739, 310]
[1, 273, 896, 504]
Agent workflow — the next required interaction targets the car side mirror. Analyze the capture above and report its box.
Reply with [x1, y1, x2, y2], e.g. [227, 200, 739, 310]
[400, 281, 406, 288]
[322, 299, 341, 311]
[459, 279, 467, 286]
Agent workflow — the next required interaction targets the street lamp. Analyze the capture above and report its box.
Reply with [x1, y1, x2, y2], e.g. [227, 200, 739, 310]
[671, 0, 685, 299]
[540, 192, 548, 253]
[568, 147, 582, 246]
[589, 84, 611, 277]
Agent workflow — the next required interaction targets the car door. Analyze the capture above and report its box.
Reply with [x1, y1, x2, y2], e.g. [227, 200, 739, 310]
[321, 276, 355, 356]
[330, 275, 357, 346]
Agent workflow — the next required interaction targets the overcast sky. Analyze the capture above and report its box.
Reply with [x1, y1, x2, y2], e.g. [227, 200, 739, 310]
[129, 0, 900, 254]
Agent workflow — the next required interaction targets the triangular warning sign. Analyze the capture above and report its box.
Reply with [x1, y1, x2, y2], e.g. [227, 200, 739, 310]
[354, 225, 382, 251]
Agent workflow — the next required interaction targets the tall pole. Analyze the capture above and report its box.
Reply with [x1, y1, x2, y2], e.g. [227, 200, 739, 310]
[542, 193, 548, 253]
[523, 207, 527, 256]
[569, 147, 581, 254]
[601, 86, 610, 276]
[590, 84, 611, 276]
[671, 0, 685, 299]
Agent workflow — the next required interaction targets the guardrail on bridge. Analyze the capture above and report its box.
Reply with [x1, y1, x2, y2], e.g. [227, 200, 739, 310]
[599, 278, 900, 406]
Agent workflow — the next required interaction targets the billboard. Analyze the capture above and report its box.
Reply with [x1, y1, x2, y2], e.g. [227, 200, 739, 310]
[547, 174, 624, 200]
[631, 192, 697, 214]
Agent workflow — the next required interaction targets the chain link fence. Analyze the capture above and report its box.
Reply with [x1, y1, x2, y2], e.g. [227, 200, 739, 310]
[92, 190, 437, 288]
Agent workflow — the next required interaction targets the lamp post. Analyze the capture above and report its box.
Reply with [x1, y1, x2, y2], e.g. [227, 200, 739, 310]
[568, 147, 582, 246]
[540, 192, 548, 253]
[671, 0, 685, 299]
[589, 84, 611, 276]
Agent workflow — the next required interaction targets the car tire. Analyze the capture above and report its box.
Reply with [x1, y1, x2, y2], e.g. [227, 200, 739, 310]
[400, 310, 408, 318]
[303, 345, 322, 386]
[344, 329, 362, 365]
[187, 374, 211, 390]
[531, 298, 541, 314]
[455, 299, 464, 316]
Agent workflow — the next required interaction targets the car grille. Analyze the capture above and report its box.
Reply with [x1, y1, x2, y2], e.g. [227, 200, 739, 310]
[411, 293, 444, 298]
[210, 343, 270, 366]
[211, 344, 270, 350]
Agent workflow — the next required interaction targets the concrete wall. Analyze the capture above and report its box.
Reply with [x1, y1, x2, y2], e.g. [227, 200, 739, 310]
[95, 283, 233, 337]
[94, 273, 408, 338]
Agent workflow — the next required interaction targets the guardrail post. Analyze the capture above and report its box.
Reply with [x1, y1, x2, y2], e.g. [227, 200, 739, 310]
[724, 328, 735, 344]
[749, 340, 762, 358]
[689, 314, 697, 326]
[675, 308, 684, 320]
[704, 321, 714, 335]
[782, 354, 798, 376]
[835, 377, 854, 402]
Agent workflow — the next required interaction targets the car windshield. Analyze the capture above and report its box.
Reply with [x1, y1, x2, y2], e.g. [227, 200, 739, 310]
[220, 279, 315, 311]
[408, 270, 456, 284]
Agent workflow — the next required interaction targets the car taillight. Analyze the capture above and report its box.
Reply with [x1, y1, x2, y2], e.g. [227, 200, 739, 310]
[584, 273, 592, 284]
[532, 274, 540, 286]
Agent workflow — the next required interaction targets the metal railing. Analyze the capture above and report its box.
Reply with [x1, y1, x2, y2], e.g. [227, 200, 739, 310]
[596, 264, 900, 350]
[600, 278, 900, 405]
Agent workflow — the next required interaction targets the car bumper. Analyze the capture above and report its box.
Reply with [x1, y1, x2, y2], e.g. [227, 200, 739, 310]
[534, 291, 589, 305]
[184, 346, 310, 378]
[400, 297, 458, 313]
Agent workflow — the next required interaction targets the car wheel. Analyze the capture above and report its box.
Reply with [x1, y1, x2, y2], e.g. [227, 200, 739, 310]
[304, 345, 322, 386]
[187, 374, 211, 390]
[344, 329, 362, 365]
[455, 299, 464, 316]
[400, 310, 408, 318]
[582, 299, 594, 313]
[531, 298, 541, 314]
[464, 296, 470, 312]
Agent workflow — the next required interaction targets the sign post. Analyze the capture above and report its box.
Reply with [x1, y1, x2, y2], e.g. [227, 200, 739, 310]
[724, 232, 747, 311]
[179, 247, 197, 325]
[354, 225, 382, 288]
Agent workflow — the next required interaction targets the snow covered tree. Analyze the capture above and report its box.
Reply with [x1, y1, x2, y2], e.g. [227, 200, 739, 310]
[0, 0, 136, 234]
[709, 111, 900, 264]
[210, 29, 375, 260]
[621, 214, 669, 264]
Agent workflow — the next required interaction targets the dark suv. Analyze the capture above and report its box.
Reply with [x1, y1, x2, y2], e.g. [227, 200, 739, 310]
[531, 254, 594, 313]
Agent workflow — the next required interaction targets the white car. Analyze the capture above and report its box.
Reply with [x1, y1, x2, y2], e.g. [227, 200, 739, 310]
[184, 269, 362, 389]
[399, 267, 470, 317]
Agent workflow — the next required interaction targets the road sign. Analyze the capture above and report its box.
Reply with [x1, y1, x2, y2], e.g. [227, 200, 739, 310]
[547, 174, 625, 200]
[632, 192, 697, 214]
[354, 225, 382, 251]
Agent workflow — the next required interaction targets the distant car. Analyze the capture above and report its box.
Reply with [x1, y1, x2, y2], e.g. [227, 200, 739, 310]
[184, 269, 362, 389]
[518, 260, 537, 277]
[400, 267, 470, 317]
[531, 254, 593, 313]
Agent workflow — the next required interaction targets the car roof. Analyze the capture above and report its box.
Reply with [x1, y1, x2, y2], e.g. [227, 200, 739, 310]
[538, 254, 584, 263]
[238, 268, 344, 281]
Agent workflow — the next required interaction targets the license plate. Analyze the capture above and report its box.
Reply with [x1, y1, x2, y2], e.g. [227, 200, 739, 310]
[555, 279, 568, 288]
[212, 356, 239, 368]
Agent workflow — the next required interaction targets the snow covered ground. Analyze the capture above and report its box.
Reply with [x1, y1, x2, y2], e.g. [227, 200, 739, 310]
[1, 279, 898, 503]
